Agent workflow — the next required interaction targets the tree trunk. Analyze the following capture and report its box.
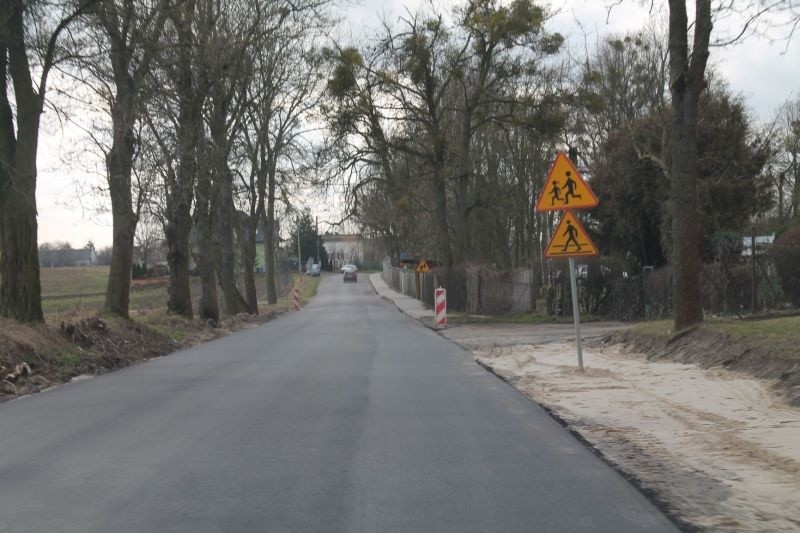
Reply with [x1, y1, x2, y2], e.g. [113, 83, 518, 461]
[0, 163, 43, 323]
[792, 151, 799, 218]
[265, 169, 278, 304]
[216, 167, 246, 315]
[431, 129, 452, 266]
[195, 164, 220, 322]
[101, 8, 151, 319]
[670, 95, 703, 329]
[238, 215, 258, 314]
[0, 7, 44, 323]
[165, 208, 193, 317]
[104, 94, 138, 317]
[454, 122, 472, 265]
[163, 0, 198, 318]
[668, 0, 711, 330]
[433, 163, 453, 267]
[105, 204, 137, 317]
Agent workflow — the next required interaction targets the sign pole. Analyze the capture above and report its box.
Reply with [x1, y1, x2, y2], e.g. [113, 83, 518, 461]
[568, 257, 584, 372]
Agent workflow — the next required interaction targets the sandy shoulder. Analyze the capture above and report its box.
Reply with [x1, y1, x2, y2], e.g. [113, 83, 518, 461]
[474, 342, 800, 531]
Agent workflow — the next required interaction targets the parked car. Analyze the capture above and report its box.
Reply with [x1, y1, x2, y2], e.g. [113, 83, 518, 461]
[310, 264, 321, 277]
[343, 266, 357, 283]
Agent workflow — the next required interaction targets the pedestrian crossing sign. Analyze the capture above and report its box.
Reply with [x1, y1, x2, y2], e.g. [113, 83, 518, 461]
[545, 210, 598, 258]
[535, 152, 599, 212]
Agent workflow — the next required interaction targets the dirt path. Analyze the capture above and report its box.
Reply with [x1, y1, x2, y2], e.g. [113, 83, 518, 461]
[473, 342, 800, 531]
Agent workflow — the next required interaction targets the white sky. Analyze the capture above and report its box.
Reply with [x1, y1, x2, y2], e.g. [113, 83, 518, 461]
[36, 0, 800, 248]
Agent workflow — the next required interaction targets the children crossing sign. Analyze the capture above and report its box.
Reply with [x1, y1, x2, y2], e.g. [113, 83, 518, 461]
[544, 210, 598, 258]
[534, 150, 601, 373]
[535, 152, 598, 211]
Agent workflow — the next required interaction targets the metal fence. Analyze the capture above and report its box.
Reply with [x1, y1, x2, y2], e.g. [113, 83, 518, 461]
[465, 266, 536, 315]
[384, 255, 791, 320]
[382, 260, 536, 314]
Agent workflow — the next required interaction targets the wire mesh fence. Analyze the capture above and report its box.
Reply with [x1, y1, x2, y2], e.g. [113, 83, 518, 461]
[382, 254, 791, 321]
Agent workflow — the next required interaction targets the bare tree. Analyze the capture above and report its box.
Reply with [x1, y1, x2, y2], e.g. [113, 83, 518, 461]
[145, 0, 208, 319]
[83, 0, 168, 317]
[203, 0, 266, 316]
[667, 0, 712, 330]
[241, 0, 331, 305]
[0, 0, 96, 323]
[134, 211, 163, 270]
[772, 97, 800, 221]
[451, 0, 564, 263]
[141, 0, 219, 320]
[325, 1, 565, 268]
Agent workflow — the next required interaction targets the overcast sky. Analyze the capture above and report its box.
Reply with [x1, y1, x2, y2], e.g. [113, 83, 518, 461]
[36, 0, 800, 249]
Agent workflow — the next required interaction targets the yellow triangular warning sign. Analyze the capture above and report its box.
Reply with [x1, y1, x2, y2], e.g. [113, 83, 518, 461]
[415, 258, 430, 273]
[535, 152, 599, 212]
[545, 211, 598, 258]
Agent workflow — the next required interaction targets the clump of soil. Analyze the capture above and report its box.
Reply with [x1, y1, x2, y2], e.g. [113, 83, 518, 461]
[604, 327, 800, 406]
[1, 321, 67, 398]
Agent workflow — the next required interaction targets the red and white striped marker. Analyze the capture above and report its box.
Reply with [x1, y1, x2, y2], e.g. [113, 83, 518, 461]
[292, 287, 301, 311]
[435, 287, 446, 329]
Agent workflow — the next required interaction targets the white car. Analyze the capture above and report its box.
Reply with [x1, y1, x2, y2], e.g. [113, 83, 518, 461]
[340, 264, 357, 273]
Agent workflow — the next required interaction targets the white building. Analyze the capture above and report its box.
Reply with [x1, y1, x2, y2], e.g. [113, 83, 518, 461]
[322, 234, 384, 269]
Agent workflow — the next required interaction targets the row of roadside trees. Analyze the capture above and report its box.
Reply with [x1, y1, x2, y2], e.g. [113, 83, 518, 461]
[321, 0, 800, 329]
[1, 0, 799, 330]
[1, 0, 333, 323]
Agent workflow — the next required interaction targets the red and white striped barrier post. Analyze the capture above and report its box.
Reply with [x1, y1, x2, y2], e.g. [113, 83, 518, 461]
[292, 286, 301, 311]
[435, 287, 446, 329]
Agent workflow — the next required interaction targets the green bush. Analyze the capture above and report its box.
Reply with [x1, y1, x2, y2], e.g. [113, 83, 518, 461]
[132, 263, 148, 279]
[772, 225, 800, 307]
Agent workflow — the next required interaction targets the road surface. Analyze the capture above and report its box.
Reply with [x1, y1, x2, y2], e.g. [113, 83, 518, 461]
[0, 275, 676, 532]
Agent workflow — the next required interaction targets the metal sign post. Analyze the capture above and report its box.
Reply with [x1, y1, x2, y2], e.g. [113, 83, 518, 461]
[568, 258, 584, 371]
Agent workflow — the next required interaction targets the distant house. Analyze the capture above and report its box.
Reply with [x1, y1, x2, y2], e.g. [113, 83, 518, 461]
[190, 215, 270, 273]
[741, 235, 774, 257]
[39, 246, 98, 268]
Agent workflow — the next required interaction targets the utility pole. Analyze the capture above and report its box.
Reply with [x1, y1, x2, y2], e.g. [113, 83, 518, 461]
[297, 216, 301, 274]
[316, 216, 320, 266]
[751, 224, 758, 315]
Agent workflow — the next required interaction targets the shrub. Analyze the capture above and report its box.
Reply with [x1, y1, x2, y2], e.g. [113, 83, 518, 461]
[771, 225, 800, 306]
[132, 263, 149, 279]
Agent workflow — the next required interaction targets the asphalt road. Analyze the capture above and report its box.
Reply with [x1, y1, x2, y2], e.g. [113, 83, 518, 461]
[0, 275, 676, 532]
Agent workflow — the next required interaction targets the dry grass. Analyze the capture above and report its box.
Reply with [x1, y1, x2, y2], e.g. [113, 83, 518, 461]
[1, 270, 322, 402]
[37, 269, 317, 319]
[632, 316, 800, 362]
[40, 266, 111, 297]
